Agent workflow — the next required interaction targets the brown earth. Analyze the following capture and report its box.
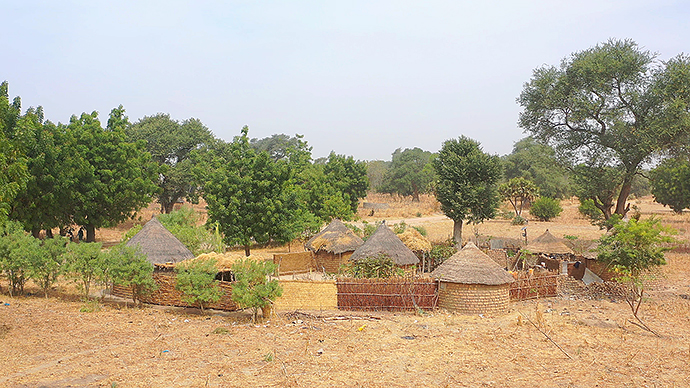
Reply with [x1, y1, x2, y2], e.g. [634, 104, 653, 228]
[2, 195, 690, 387]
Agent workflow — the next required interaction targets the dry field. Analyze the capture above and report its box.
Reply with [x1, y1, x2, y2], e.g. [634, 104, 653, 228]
[2, 195, 690, 387]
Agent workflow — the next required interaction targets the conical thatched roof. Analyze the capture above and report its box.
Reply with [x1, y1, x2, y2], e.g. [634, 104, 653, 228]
[397, 227, 432, 252]
[431, 242, 514, 285]
[350, 224, 419, 266]
[305, 219, 364, 254]
[526, 229, 571, 254]
[125, 217, 194, 264]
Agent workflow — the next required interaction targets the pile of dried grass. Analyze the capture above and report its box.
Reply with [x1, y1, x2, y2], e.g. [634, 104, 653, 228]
[397, 227, 432, 252]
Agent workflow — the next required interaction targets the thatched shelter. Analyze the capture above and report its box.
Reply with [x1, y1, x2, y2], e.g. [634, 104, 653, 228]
[431, 242, 515, 315]
[125, 217, 194, 265]
[525, 229, 571, 254]
[305, 219, 364, 273]
[350, 224, 419, 270]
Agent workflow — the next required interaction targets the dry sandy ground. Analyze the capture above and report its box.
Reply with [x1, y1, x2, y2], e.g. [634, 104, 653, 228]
[2, 195, 690, 387]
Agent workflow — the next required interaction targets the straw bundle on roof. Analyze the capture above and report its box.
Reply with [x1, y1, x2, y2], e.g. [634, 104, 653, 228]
[396, 227, 432, 252]
[350, 224, 419, 266]
[432, 242, 514, 285]
[305, 219, 364, 254]
[185, 252, 261, 271]
[126, 217, 194, 265]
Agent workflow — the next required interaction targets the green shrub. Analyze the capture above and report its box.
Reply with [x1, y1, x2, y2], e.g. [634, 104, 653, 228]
[412, 225, 427, 236]
[344, 254, 404, 279]
[231, 257, 282, 322]
[159, 208, 226, 254]
[511, 215, 527, 225]
[30, 236, 68, 297]
[530, 197, 563, 221]
[429, 241, 457, 267]
[108, 244, 157, 304]
[64, 242, 104, 299]
[175, 258, 223, 311]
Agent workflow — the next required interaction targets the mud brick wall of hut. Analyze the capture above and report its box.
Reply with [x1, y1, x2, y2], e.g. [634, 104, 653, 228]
[112, 273, 238, 311]
[314, 251, 352, 273]
[437, 283, 510, 315]
[273, 280, 338, 310]
[273, 251, 317, 275]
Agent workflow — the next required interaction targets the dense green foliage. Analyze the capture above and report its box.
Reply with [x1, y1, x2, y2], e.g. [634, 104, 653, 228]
[30, 236, 68, 297]
[231, 257, 282, 322]
[502, 137, 573, 199]
[107, 244, 156, 304]
[0, 82, 29, 224]
[175, 259, 223, 311]
[158, 207, 225, 255]
[530, 197, 563, 222]
[433, 136, 501, 246]
[597, 218, 675, 275]
[366, 160, 389, 191]
[650, 157, 690, 213]
[126, 113, 214, 213]
[64, 242, 104, 298]
[498, 177, 539, 219]
[519, 39, 690, 221]
[344, 254, 405, 279]
[378, 147, 436, 201]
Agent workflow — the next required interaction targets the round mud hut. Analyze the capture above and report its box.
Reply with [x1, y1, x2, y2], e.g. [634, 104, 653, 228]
[350, 223, 419, 272]
[431, 242, 515, 315]
[125, 217, 195, 265]
[305, 219, 364, 273]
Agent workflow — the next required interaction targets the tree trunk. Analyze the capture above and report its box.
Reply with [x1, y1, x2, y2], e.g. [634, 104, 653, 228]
[85, 224, 96, 242]
[412, 183, 420, 202]
[453, 219, 463, 249]
[45, 229, 53, 238]
[615, 177, 633, 217]
[164, 201, 175, 214]
[244, 244, 251, 257]
[31, 228, 41, 239]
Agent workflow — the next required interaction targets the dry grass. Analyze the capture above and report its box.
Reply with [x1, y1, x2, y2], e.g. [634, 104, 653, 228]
[2, 195, 690, 387]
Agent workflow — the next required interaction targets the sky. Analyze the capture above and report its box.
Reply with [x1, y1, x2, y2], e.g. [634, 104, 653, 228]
[2, 1, 689, 161]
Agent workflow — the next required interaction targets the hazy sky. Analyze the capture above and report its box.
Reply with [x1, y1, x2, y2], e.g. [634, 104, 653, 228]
[2, 1, 688, 161]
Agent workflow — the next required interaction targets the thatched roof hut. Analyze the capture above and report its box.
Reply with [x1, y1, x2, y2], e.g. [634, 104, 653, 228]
[125, 217, 194, 265]
[526, 229, 571, 254]
[431, 242, 514, 315]
[397, 227, 432, 252]
[350, 224, 419, 267]
[305, 219, 364, 254]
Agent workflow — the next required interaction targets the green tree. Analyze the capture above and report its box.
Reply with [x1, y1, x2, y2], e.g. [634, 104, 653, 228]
[203, 127, 306, 256]
[29, 236, 68, 297]
[502, 137, 573, 199]
[108, 244, 156, 305]
[530, 197, 563, 222]
[518, 39, 690, 221]
[0, 221, 38, 296]
[231, 257, 282, 322]
[322, 152, 369, 213]
[126, 113, 215, 213]
[175, 258, 223, 311]
[379, 147, 436, 202]
[64, 108, 159, 241]
[650, 157, 690, 213]
[597, 218, 675, 335]
[64, 242, 103, 299]
[498, 177, 539, 219]
[433, 136, 501, 247]
[0, 82, 29, 224]
[366, 160, 389, 191]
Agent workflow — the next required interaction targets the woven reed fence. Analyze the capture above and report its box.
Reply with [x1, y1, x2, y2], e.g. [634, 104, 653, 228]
[510, 272, 564, 301]
[112, 273, 239, 311]
[336, 278, 438, 311]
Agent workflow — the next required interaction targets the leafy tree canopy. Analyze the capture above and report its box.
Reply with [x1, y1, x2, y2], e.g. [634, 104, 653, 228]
[378, 147, 436, 201]
[498, 177, 539, 218]
[433, 136, 501, 247]
[126, 113, 215, 213]
[502, 136, 572, 199]
[650, 156, 690, 213]
[0, 82, 29, 223]
[518, 39, 690, 219]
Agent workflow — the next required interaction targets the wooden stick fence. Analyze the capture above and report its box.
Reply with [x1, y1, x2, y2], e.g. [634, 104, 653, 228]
[510, 272, 563, 301]
[336, 278, 438, 311]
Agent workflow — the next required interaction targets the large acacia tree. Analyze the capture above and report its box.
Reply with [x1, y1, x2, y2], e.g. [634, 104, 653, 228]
[518, 39, 690, 220]
[433, 136, 501, 247]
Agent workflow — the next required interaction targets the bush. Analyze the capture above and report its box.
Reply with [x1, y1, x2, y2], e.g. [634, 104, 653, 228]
[108, 244, 157, 304]
[64, 242, 104, 299]
[0, 222, 39, 296]
[511, 215, 527, 225]
[429, 240, 457, 268]
[30, 236, 68, 297]
[530, 197, 563, 221]
[231, 257, 282, 322]
[159, 208, 225, 255]
[344, 254, 404, 279]
[175, 258, 223, 311]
